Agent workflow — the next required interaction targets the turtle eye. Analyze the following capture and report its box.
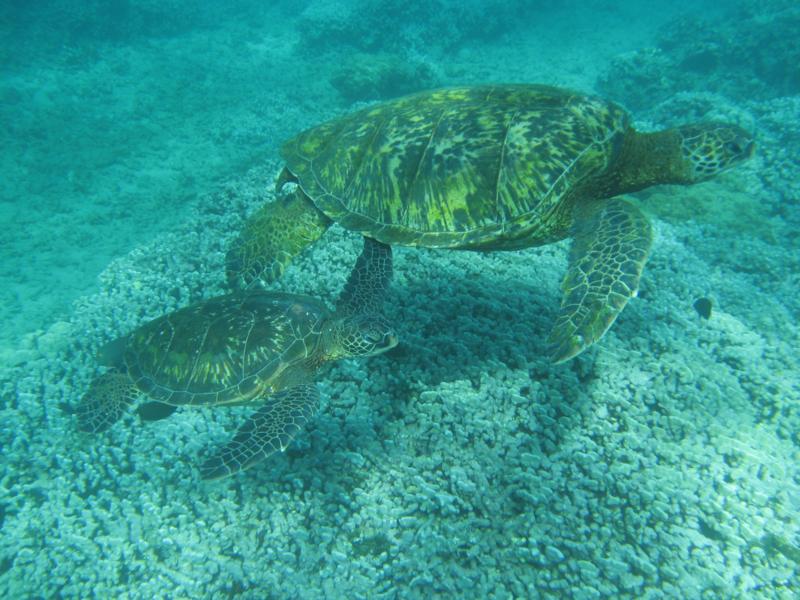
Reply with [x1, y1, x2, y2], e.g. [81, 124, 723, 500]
[724, 141, 742, 154]
[363, 330, 383, 345]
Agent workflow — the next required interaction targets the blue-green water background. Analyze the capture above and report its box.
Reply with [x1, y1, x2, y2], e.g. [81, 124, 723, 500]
[1, 1, 798, 597]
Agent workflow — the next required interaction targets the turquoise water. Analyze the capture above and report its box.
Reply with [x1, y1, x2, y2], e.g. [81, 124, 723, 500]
[1, 1, 798, 597]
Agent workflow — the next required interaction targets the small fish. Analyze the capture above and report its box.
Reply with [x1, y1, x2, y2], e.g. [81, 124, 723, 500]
[693, 297, 713, 319]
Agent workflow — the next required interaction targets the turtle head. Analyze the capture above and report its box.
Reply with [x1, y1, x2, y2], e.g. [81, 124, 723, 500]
[327, 313, 398, 360]
[674, 122, 755, 183]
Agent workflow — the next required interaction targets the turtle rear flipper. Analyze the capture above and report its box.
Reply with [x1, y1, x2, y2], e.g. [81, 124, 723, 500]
[225, 188, 331, 289]
[77, 372, 138, 433]
[548, 198, 652, 363]
[200, 384, 320, 480]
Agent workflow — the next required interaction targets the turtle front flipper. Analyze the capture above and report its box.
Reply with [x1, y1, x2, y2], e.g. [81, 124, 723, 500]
[336, 237, 393, 317]
[77, 372, 139, 433]
[226, 185, 332, 289]
[200, 384, 320, 480]
[548, 197, 653, 363]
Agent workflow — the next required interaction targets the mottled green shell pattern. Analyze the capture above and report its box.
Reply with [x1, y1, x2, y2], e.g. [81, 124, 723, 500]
[124, 292, 329, 406]
[281, 85, 630, 248]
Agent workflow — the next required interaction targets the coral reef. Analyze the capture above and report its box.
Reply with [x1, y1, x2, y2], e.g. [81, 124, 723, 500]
[0, 1, 798, 596]
[599, 2, 800, 110]
[329, 52, 438, 102]
[1, 148, 798, 596]
[295, 0, 539, 55]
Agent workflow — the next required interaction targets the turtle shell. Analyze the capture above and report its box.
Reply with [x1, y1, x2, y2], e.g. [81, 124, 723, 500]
[123, 292, 330, 406]
[281, 84, 631, 249]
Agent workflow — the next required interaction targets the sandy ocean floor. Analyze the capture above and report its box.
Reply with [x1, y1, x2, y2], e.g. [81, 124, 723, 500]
[1, 1, 798, 597]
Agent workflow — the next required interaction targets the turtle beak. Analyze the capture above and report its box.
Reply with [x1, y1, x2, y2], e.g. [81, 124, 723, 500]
[743, 138, 755, 158]
[377, 332, 399, 354]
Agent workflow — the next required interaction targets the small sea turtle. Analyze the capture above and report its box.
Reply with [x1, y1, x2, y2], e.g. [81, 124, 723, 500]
[226, 84, 754, 361]
[77, 239, 397, 479]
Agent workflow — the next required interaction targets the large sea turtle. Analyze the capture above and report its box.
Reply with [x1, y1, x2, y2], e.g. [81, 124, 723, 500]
[226, 84, 754, 361]
[77, 239, 397, 479]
